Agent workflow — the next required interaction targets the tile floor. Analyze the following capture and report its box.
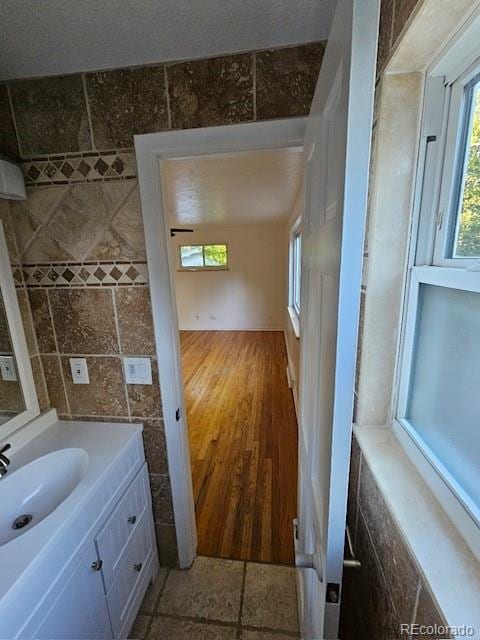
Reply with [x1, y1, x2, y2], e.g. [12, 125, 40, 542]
[130, 557, 299, 639]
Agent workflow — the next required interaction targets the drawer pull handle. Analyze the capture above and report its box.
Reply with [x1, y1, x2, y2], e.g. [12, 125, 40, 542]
[134, 562, 143, 572]
[91, 559, 103, 572]
[128, 515, 137, 524]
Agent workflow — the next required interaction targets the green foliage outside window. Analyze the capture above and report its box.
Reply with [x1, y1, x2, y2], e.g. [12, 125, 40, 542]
[455, 84, 480, 257]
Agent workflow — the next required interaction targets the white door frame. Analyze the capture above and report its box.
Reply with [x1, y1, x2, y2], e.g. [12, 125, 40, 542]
[134, 118, 306, 568]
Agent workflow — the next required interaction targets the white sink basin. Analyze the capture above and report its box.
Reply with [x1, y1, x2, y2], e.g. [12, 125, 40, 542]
[0, 448, 89, 546]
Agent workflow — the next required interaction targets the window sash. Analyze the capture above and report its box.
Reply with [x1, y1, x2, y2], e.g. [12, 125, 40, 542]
[396, 266, 480, 545]
[432, 62, 480, 268]
[293, 232, 301, 315]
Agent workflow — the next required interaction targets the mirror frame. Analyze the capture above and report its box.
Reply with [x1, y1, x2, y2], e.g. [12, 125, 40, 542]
[0, 220, 40, 439]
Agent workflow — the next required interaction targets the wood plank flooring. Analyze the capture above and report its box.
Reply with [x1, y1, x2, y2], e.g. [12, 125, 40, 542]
[180, 330, 298, 565]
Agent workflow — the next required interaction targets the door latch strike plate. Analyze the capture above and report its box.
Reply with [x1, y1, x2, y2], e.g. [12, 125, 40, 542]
[326, 582, 340, 604]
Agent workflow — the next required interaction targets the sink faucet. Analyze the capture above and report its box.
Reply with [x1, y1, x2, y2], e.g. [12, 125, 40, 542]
[0, 443, 11, 477]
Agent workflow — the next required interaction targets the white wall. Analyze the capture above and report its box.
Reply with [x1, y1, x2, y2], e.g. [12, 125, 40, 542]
[172, 224, 286, 331]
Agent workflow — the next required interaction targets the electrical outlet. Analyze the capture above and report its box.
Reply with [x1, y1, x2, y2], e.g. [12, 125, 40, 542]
[123, 357, 152, 385]
[0, 356, 17, 381]
[69, 358, 90, 384]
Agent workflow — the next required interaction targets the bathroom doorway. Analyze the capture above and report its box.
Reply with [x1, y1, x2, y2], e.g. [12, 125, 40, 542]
[159, 146, 303, 564]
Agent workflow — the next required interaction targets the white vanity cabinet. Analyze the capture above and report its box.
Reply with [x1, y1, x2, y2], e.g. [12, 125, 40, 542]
[30, 464, 158, 640]
[0, 420, 160, 640]
[30, 541, 112, 640]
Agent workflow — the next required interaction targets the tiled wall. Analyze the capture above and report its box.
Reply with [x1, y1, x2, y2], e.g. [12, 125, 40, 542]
[340, 435, 451, 640]
[0, 42, 325, 567]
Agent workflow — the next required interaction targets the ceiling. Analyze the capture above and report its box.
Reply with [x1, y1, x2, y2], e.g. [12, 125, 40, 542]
[162, 148, 304, 227]
[0, 1, 336, 80]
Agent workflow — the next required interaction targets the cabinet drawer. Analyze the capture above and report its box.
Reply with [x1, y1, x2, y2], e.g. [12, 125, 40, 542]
[106, 514, 153, 638]
[96, 464, 149, 591]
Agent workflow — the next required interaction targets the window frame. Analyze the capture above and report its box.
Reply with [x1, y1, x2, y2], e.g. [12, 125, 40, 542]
[433, 62, 480, 268]
[393, 52, 480, 560]
[177, 243, 229, 271]
[288, 217, 302, 337]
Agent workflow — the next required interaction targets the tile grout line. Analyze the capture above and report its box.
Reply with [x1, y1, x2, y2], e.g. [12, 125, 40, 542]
[164, 65, 172, 130]
[252, 52, 257, 121]
[5, 83, 24, 159]
[45, 288, 72, 417]
[353, 449, 363, 549]
[148, 611, 300, 637]
[142, 567, 171, 639]
[17, 187, 67, 261]
[237, 561, 248, 637]
[410, 579, 421, 630]
[81, 73, 96, 151]
[111, 288, 133, 421]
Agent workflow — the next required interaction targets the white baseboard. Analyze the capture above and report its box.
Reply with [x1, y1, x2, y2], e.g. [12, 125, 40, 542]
[178, 326, 284, 332]
[284, 330, 299, 422]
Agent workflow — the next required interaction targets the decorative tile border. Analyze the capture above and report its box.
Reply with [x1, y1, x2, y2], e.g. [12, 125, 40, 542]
[16, 261, 148, 288]
[21, 150, 137, 186]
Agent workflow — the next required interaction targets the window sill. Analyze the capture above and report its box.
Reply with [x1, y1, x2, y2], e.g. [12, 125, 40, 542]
[354, 424, 480, 634]
[287, 306, 300, 339]
[177, 267, 229, 272]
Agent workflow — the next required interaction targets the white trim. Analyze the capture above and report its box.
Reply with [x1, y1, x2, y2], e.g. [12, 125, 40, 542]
[0, 222, 40, 441]
[288, 216, 302, 317]
[177, 242, 229, 271]
[179, 326, 285, 332]
[287, 305, 300, 339]
[432, 58, 480, 268]
[134, 118, 306, 568]
[284, 330, 299, 422]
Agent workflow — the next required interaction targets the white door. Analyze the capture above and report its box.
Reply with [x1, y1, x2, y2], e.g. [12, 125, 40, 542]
[296, 1, 379, 638]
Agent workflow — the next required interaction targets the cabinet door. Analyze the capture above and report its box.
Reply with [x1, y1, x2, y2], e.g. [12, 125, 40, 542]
[32, 541, 112, 640]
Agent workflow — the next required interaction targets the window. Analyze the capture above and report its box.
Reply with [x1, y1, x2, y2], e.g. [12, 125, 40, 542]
[179, 244, 228, 270]
[292, 230, 302, 314]
[288, 218, 302, 337]
[396, 56, 480, 554]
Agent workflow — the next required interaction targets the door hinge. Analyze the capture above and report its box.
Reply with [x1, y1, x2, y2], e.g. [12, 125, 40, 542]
[175, 408, 181, 422]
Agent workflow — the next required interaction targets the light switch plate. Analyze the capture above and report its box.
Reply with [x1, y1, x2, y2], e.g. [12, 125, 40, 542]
[0, 356, 17, 381]
[123, 357, 152, 385]
[69, 357, 90, 384]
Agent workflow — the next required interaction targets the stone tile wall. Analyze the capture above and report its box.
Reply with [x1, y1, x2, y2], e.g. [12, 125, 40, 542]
[340, 435, 451, 640]
[0, 42, 325, 567]
[1, 43, 325, 161]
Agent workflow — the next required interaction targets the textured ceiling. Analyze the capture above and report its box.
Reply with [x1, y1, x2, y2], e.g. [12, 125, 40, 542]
[162, 148, 304, 227]
[0, 1, 336, 80]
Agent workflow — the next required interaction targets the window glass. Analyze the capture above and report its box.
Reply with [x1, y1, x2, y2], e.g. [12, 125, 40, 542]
[452, 78, 480, 258]
[293, 233, 302, 314]
[204, 244, 228, 267]
[179, 244, 228, 269]
[180, 245, 203, 267]
[406, 284, 480, 515]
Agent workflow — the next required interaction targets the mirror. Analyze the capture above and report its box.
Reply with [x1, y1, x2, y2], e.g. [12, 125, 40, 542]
[0, 293, 25, 425]
[0, 220, 40, 438]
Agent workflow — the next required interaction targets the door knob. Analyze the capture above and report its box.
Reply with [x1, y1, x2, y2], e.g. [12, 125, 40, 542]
[128, 515, 137, 524]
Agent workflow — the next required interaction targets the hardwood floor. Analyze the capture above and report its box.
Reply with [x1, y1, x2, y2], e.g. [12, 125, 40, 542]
[180, 330, 298, 565]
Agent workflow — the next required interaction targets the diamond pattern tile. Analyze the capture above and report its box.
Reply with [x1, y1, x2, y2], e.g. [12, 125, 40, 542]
[21, 151, 137, 186]
[19, 261, 148, 288]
